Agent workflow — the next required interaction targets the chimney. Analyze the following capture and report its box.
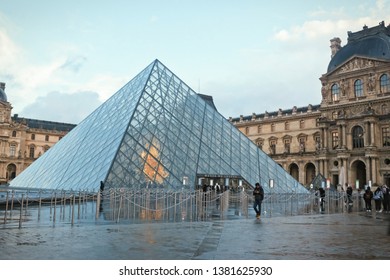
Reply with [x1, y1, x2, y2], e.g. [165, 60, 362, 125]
[330, 37, 341, 58]
[0, 82, 5, 91]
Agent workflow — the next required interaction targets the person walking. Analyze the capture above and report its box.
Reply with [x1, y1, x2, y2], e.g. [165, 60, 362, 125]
[363, 187, 373, 212]
[253, 182, 264, 219]
[373, 186, 384, 212]
[346, 184, 353, 205]
[318, 187, 326, 212]
[381, 185, 390, 213]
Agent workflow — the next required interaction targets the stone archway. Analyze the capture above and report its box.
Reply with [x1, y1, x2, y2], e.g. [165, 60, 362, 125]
[305, 162, 316, 186]
[350, 160, 367, 189]
[6, 163, 17, 182]
[289, 163, 299, 182]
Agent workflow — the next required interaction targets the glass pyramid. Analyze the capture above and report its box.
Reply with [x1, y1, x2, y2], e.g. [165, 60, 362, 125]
[10, 60, 308, 194]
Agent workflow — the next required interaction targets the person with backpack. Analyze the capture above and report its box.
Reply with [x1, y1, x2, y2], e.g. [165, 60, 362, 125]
[373, 186, 384, 212]
[363, 187, 374, 212]
[318, 187, 326, 212]
[346, 183, 353, 205]
[381, 185, 389, 213]
[253, 182, 264, 219]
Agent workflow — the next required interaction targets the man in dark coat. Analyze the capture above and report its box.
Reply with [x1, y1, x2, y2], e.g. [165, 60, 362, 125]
[253, 182, 264, 218]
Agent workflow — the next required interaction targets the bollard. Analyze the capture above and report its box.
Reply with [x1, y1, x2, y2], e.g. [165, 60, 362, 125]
[77, 191, 81, 220]
[25, 191, 29, 214]
[71, 195, 75, 226]
[10, 190, 14, 219]
[4, 191, 9, 224]
[50, 193, 53, 220]
[19, 194, 24, 229]
[117, 193, 122, 223]
[53, 192, 57, 224]
[38, 191, 42, 221]
[95, 190, 101, 219]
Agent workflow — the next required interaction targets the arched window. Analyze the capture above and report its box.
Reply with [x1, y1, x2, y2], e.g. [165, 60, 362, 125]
[380, 74, 390, 93]
[12, 131, 17, 137]
[331, 84, 340, 101]
[352, 126, 364, 148]
[6, 164, 17, 180]
[354, 79, 363, 97]
[31, 134, 35, 140]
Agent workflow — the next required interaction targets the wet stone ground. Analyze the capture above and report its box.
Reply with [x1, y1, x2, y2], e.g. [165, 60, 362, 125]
[0, 210, 389, 260]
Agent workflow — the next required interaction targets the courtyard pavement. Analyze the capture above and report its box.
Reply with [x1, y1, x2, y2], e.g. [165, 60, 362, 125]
[0, 210, 389, 260]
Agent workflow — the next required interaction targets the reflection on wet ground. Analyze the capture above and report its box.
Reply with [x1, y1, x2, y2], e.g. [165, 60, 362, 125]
[0, 206, 389, 260]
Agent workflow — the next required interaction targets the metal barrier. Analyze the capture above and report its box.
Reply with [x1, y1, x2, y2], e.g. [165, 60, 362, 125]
[0, 187, 366, 228]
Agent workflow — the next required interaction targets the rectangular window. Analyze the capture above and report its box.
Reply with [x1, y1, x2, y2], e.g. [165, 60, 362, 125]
[354, 80, 363, 97]
[331, 85, 340, 101]
[29, 147, 35, 158]
[383, 127, 390, 147]
[299, 138, 305, 152]
[332, 132, 339, 149]
[270, 141, 276, 155]
[380, 74, 390, 93]
[284, 140, 290, 153]
[10, 145, 16, 157]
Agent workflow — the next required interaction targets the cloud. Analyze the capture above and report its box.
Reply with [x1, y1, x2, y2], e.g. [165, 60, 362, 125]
[19, 90, 102, 124]
[58, 55, 87, 73]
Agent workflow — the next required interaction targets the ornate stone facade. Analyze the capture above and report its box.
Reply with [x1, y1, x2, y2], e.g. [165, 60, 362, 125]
[231, 22, 390, 190]
[0, 83, 75, 184]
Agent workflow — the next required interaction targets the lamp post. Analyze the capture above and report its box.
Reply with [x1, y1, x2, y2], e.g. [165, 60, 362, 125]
[269, 179, 274, 217]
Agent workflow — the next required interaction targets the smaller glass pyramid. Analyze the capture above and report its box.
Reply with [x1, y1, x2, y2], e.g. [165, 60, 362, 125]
[10, 60, 308, 194]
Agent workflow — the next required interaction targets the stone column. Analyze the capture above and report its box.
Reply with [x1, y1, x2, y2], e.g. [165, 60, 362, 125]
[370, 122, 375, 146]
[342, 124, 347, 149]
[371, 157, 377, 184]
[324, 160, 329, 179]
[338, 125, 342, 148]
[364, 121, 370, 147]
[323, 127, 328, 149]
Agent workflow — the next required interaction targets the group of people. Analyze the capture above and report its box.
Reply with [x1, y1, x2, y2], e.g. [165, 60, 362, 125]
[363, 184, 390, 213]
[200, 183, 228, 193]
[252, 182, 390, 217]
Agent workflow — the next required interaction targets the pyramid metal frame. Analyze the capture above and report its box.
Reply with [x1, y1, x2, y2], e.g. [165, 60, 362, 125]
[10, 60, 308, 194]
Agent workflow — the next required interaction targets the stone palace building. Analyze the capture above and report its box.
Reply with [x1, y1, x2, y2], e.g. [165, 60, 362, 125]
[0, 82, 75, 184]
[231, 21, 390, 190]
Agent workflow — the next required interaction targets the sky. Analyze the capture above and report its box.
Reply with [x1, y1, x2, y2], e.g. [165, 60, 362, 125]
[1, 0, 390, 124]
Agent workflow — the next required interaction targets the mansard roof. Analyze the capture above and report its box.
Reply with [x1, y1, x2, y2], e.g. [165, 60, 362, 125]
[327, 21, 390, 73]
[12, 114, 76, 132]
